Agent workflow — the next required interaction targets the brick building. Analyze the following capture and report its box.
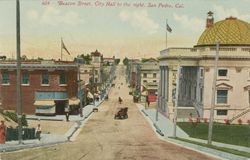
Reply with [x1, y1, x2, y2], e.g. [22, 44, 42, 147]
[0, 60, 78, 115]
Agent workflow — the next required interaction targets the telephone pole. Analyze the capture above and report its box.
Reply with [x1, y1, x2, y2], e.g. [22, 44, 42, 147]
[16, 0, 23, 144]
[208, 42, 220, 145]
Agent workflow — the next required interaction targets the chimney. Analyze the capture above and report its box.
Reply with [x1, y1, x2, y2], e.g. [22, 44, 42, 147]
[206, 11, 214, 28]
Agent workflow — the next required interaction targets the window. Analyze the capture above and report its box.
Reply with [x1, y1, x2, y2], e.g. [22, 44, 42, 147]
[95, 70, 98, 75]
[200, 68, 204, 78]
[59, 73, 67, 85]
[217, 90, 228, 104]
[22, 73, 29, 85]
[218, 69, 228, 77]
[153, 80, 157, 83]
[41, 73, 49, 85]
[84, 70, 88, 73]
[143, 80, 147, 83]
[95, 78, 98, 83]
[153, 73, 157, 78]
[2, 72, 9, 84]
[217, 110, 228, 116]
[200, 88, 203, 103]
[143, 73, 147, 78]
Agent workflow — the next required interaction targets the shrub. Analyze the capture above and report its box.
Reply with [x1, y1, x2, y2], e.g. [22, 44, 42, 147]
[196, 117, 201, 123]
[224, 119, 230, 125]
[247, 119, 250, 125]
[3, 111, 28, 127]
[203, 118, 208, 123]
[237, 119, 242, 125]
[188, 117, 193, 123]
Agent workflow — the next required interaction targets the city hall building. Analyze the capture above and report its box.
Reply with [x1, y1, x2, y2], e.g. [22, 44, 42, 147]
[158, 12, 250, 123]
[0, 60, 79, 115]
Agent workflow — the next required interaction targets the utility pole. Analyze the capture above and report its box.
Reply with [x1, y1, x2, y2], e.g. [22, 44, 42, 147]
[92, 66, 95, 106]
[208, 42, 220, 145]
[16, 0, 23, 144]
[78, 61, 83, 117]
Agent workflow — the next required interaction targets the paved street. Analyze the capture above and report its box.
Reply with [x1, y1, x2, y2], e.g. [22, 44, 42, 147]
[1, 66, 218, 160]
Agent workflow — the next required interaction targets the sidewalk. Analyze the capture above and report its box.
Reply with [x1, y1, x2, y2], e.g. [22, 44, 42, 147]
[137, 103, 250, 160]
[0, 86, 113, 152]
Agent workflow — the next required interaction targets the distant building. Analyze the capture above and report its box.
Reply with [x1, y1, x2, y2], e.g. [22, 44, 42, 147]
[140, 58, 159, 102]
[103, 56, 115, 66]
[158, 12, 250, 123]
[0, 60, 79, 115]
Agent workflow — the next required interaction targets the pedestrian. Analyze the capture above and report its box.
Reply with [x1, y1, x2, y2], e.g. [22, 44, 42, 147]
[0, 120, 7, 144]
[65, 107, 70, 122]
[35, 124, 42, 141]
[118, 97, 122, 104]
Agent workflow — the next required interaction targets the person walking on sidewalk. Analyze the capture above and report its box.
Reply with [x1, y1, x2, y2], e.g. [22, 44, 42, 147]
[0, 120, 7, 144]
[35, 124, 42, 141]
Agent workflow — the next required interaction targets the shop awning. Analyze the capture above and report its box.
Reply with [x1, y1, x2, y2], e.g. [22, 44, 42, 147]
[34, 100, 55, 106]
[141, 91, 148, 96]
[87, 92, 94, 99]
[69, 98, 80, 106]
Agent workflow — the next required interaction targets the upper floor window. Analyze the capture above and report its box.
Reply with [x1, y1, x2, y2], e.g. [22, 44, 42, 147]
[200, 68, 204, 78]
[22, 73, 29, 85]
[218, 69, 228, 77]
[216, 90, 228, 104]
[153, 73, 157, 78]
[143, 73, 147, 78]
[41, 73, 49, 85]
[95, 70, 98, 75]
[84, 70, 88, 73]
[95, 78, 98, 83]
[143, 80, 147, 83]
[153, 80, 157, 83]
[59, 73, 67, 85]
[2, 72, 9, 85]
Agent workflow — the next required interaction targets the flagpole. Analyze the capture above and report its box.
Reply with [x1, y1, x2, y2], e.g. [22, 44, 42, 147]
[61, 37, 63, 60]
[166, 19, 168, 49]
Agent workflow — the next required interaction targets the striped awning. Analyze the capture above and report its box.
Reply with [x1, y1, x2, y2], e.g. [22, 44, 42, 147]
[87, 92, 94, 99]
[69, 98, 80, 106]
[34, 100, 55, 106]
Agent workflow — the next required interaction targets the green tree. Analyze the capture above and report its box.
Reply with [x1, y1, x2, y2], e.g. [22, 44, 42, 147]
[78, 54, 92, 64]
[115, 59, 120, 65]
[123, 57, 129, 65]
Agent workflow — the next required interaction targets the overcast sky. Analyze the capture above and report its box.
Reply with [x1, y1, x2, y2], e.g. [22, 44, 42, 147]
[0, 0, 249, 60]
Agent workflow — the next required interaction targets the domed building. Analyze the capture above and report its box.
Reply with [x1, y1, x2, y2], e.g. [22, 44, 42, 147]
[158, 12, 250, 124]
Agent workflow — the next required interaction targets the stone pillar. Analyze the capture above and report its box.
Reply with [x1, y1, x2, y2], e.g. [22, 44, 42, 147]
[168, 66, 175, 119]
[163, 66, 169, 116]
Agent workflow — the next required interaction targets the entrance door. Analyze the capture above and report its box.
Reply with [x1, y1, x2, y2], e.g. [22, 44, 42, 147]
[55, 100, 67, 115]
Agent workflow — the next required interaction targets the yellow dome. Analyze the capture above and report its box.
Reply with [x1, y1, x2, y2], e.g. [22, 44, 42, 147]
[197, 17, 250, 46]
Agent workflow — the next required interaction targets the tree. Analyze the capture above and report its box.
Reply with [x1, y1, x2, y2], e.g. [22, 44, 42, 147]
[78, 54, 92, 64]
[123, 57, 129, 66]
[115, 59, 120, 65]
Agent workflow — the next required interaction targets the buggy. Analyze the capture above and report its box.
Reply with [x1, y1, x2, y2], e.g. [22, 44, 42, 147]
[114, 107, 128, 119]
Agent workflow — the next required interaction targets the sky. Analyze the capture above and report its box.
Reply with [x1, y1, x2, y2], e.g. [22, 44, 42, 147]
[0, 0, 250, 60]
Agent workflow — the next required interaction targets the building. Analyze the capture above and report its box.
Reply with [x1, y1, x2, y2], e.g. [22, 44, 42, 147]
[0, 60, 79, 115]
[103, 56, 115, 66]
[140, 58, 159, 102]
[158, 12, 250, 123]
